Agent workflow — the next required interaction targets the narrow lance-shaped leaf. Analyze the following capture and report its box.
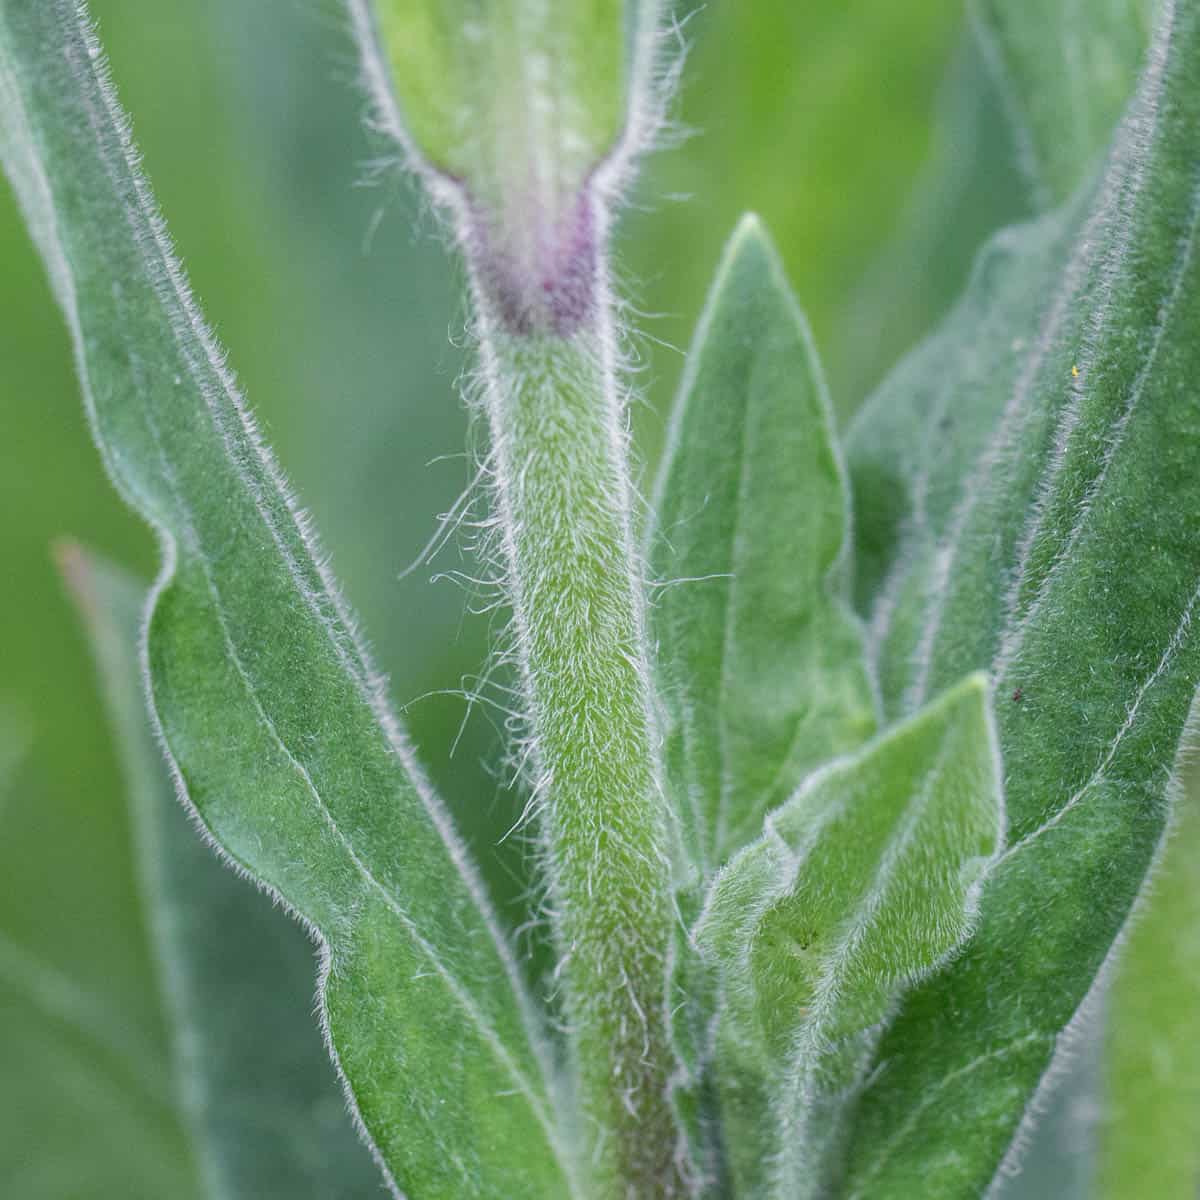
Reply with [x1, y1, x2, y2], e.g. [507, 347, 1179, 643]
[695, 673, 1004, 1199]
[652, 222, 880, 1181]
[1098, 737, 1200, 1200]
[59, 543, 383, 1199]
[844, 1, 1200, 1192]
[969, 0, 1151, 208]
[649, 216, 877, 877]
[0, 3, 577, 1196]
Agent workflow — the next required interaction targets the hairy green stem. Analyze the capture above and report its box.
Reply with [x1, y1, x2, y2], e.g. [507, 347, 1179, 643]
[474, 278, 683, 1196]
[348, 0, 682, 1187]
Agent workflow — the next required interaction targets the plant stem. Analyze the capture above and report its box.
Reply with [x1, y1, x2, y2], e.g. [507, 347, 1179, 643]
[349, 0, 683, 1185]
[471, 248, 683, 1196]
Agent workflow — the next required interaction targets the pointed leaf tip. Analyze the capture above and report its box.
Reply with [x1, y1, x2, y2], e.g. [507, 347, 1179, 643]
[695, 673, 1005, 1197]
[650, 215, 876, 876]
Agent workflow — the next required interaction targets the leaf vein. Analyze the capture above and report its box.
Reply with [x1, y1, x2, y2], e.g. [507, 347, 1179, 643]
[994, 155, 1200, 679]
[1000, 565, 1200, 864]
[846, 1032, 1048, 1200]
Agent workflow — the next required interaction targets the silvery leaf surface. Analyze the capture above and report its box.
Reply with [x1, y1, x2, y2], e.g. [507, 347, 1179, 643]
[845, 1, 1200, 1192]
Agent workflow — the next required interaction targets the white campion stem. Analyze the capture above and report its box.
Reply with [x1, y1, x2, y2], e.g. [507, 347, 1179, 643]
[351, 2, 689, 1194]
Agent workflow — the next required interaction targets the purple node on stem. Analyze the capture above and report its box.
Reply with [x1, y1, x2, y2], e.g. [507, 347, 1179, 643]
[465, 183, 601, 338]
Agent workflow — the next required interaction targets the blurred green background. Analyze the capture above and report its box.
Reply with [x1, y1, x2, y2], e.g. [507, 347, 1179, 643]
[0, 0, 1034, 1192]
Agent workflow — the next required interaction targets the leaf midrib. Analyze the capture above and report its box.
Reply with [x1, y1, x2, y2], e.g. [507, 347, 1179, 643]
[713, 342, 757, 868]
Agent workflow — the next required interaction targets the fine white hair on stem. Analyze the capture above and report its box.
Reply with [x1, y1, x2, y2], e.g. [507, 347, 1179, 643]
[343, 4, 696, 1193]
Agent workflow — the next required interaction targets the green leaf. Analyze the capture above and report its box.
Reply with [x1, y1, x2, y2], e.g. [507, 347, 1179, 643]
[0, 4, 576, 1197]
[970, 0, 1151, 208]
[844, 1, 1200, 1192]
[649, 216, 877, 877]
[695, 673, 1004, 1198]
[1098, 742, 1200, 1199]
[58, 543, 384, 1198]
